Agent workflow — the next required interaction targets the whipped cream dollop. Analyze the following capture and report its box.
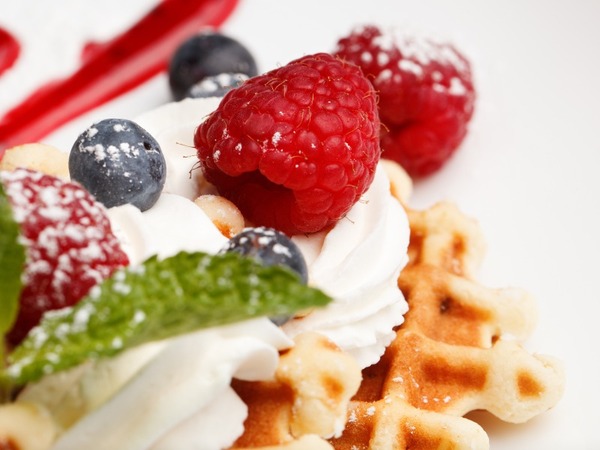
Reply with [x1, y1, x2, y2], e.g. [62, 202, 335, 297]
[20, 97, 409, 449]
[286, 166, 409, 368]
[128, 97, 410, 368]
[20, 319, 291, 450]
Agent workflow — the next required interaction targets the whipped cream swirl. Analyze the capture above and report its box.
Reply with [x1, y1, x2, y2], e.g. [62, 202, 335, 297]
[287, 166, 409, 368]
[130, 97, 410, 368]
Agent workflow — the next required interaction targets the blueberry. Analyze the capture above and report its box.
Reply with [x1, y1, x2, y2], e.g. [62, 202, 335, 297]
[221, 227, 309, 283]
[221, 227, 309, 326]
[186, 73, 249, 99]
[169, 31, 258, 101]
[69, 118, 166, 211]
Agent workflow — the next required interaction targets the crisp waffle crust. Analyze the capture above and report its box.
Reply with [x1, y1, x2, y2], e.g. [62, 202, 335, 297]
[231, 332, 361, 449]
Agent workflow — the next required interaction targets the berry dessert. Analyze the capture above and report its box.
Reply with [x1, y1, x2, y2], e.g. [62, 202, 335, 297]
[130, 76, 409, 370]
[0, 49, 410, 449]
[0, 7, 565, 449]
[334, 25, 476, 177]
[195, 52, 381, 235]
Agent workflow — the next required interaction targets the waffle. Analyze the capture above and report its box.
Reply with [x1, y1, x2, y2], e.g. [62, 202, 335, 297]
[327, 161, 565, 449]
[231, 332, 361, 450]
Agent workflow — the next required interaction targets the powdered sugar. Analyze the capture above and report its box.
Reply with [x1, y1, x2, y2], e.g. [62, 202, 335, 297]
[272, 242, 292, 257]
[377, 51, 390, 66]
[398, 59, 423, 76]
[81, 143, 108, 162]
[76, 120, 146, 166]
[380, 31, 469, 75]
[360, 51, 373, 64]
[375, 68, 393, 83]
[271, 131, 282, 146]
[342, 25, 472, 92]
[449, 76, 467, 95]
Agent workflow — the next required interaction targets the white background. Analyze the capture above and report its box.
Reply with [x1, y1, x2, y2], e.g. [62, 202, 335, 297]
[4, 1, 600, 448]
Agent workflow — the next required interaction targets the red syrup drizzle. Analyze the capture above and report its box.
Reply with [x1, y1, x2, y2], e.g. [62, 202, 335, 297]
[0, 0, 239, 157]
[0, 27, 20, 78]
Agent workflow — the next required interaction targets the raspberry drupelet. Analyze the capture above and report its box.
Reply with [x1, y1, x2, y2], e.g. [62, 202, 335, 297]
[194, 52, 381, 235]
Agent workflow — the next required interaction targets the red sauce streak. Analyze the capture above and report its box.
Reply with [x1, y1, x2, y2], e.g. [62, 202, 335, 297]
[0, 0, 239, 156]
[0, 26, 20, 77]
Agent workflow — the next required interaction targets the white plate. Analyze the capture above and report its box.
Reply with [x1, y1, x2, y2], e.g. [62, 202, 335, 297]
[3, 1, 599, 448]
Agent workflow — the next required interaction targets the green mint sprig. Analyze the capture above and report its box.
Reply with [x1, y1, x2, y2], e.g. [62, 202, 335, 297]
[0, 182, 26, 360]
[2, 251, 330, 386]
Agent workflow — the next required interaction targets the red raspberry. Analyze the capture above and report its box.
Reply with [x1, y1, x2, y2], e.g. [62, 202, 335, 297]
[194, 52, 380, 235]
[1, 169, 129, 345]
[334, 25, 475, 177]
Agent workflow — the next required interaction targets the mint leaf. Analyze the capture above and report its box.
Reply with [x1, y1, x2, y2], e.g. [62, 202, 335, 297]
[0, 182, 25, 344]
[3, 251, 330, 385]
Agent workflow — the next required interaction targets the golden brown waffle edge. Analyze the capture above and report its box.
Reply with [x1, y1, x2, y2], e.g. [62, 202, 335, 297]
[230, 332, 361, 450]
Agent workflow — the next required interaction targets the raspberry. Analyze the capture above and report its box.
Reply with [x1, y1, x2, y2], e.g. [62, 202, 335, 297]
[334, 25, 475, 177]
[194, 53, 381, 235]
[1, 169, 129, 344]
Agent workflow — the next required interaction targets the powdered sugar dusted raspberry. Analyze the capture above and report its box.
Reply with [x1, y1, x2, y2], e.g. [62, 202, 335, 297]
[1, 168, 129, 344]
[334, 25, 476, 177]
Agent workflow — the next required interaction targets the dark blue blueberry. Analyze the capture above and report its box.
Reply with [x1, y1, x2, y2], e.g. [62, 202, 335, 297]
[186, 72, 249, 99]
[221, 227, 309, 284]
[69, 118, 166, 212]
[169, 31, 258, 101]
[221, 227, 309, 327]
